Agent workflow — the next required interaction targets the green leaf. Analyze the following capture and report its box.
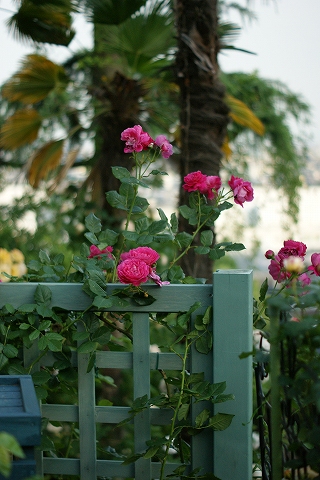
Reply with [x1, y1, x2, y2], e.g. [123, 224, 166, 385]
[72, 331, 90, 342]
[148, 220, 167, 235]
[209, 413, 234, 431]
[178, 403, 190, 421]
[175, 232, 193, 248]
[0, 353, 8, 369]
[195, 331, 212, 354]
[87, 280, 107, 297]
[135, 217, 149, 234]
[168, 265, 185, 282]
[106, 191, 128, 211]
[179, 205, 198, 225]
[111, 166, 131, 181]
[195, 409, 210, 427]
[209, 248, 225, 260]
[29, 329, 40, 341]
[3, 344, 18, 359]
[170, 213, 178, 233]
[98, 229, 119, 246]
[225, 243, 245, 252]
[131, 292, 156, 306]
[157, 208, 168, 222]
[201, 230, 213, 247]
[77, 341, 97, 354]
[27, 259, 41, 272]
[195, 246, 210, 255]
[18, 304, 36, 313]
[84, 232, 99, 244]
[36, 305, 54, 318]
[92, 296, 114, 309]
[34, 284, 52, 306]
[7, 363, 28, 375]
[259, 278, 268, 302]
[39, 249, 50, 264]
[91, 327, 111, 345]
[137, 234, 154, 245]
[19, 323, 30, 330]
[32, 370, 51, 385]
[150, 169, 168, 176]
[143, 445, 159, 459]
[132, 196, 149, 213]
[3, 304, 15, 314]
[122, 231, 139, 241]
[85, 213, 102, 234]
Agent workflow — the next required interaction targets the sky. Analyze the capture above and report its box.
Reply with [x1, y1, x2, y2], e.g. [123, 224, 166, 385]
[0, 0, 319, 149]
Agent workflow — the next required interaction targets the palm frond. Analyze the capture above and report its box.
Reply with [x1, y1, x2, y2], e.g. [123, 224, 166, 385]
[2, 54, 69, 104]
[100, 5, 175, 76]
[27, 139, 65, 188]
[7, 0, 76, 46]
[84, 0, 147, 25]
[226, 94, 265, 136]
[0, 109, 42, 149]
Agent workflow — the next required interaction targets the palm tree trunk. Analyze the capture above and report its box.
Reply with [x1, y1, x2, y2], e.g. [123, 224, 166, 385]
[174, 0, 230, 281]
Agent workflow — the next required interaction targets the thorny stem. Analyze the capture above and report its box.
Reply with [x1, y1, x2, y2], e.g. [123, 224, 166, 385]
[100, 314, 133, 341]
[159, 337, 189, 480]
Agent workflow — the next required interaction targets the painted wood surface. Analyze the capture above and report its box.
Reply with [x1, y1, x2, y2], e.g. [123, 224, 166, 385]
[0, 271, 253, 479]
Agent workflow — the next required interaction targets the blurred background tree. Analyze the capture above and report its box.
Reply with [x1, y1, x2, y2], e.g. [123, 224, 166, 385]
[0, 0, 310, 277]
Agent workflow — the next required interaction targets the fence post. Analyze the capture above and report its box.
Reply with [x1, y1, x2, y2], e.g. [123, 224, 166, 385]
[212, 269, 253, 480]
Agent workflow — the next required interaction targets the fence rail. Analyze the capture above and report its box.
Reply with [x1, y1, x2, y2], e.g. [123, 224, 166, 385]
[0, 269, 253, 479]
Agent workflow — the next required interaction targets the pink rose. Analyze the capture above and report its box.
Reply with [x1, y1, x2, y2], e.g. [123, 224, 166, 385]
[88, 245, 113, 259]
[117, 258, 151, 286]
[204, 176, 221, 200]
[278, 240, 307, 261]
[121, 125, 153, 153]
[148, 269, 170, 287]
[298, 273, 311, 286]
[182, 171, 207, 193]
[228, 175, 254, 207]
[155, 135, 173, 159]
[122, 247, 160, 266]
[268, 256, 290, 283]
[308, 252, 320, 276]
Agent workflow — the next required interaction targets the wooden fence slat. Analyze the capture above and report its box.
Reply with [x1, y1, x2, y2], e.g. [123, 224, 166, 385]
[133, 312, 152, 478]
[77, 324, 97, 480]
[213, 269, 253, 480]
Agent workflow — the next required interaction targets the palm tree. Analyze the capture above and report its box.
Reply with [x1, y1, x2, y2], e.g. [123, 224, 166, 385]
[1, 0, 177, 215]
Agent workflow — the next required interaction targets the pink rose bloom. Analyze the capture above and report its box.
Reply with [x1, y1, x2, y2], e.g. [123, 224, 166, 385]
[182, 171, 207, 193]
[88, 245, 113, 259]
[204, 175, 221, 200]
[278, 240, 307, 261]
[308, 252, 320, 276]
[148, 269, 170, 287]
[298, 273, 311, 286]
[268, 256, 290, 283]
[125, 246, 160, 266]
[121, 125, 153, 153]
[117, 258, 151, 286]
[155, 135, 173, 159]
[228, 175, 254, 207]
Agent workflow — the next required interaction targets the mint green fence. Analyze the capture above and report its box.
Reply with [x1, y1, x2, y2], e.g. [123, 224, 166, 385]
[0, 269, 253, 480]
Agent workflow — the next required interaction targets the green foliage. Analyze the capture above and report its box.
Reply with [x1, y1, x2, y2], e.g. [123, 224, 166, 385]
[0, 431, 25, 478]
[255, 276, 320, 475]
[0, 147, 242, 479]
[221, 71, 310, 219]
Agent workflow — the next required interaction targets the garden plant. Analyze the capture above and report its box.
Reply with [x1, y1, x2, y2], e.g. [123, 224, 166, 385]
[254, 241, 320, 480]
[0, 125, 254, 479]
